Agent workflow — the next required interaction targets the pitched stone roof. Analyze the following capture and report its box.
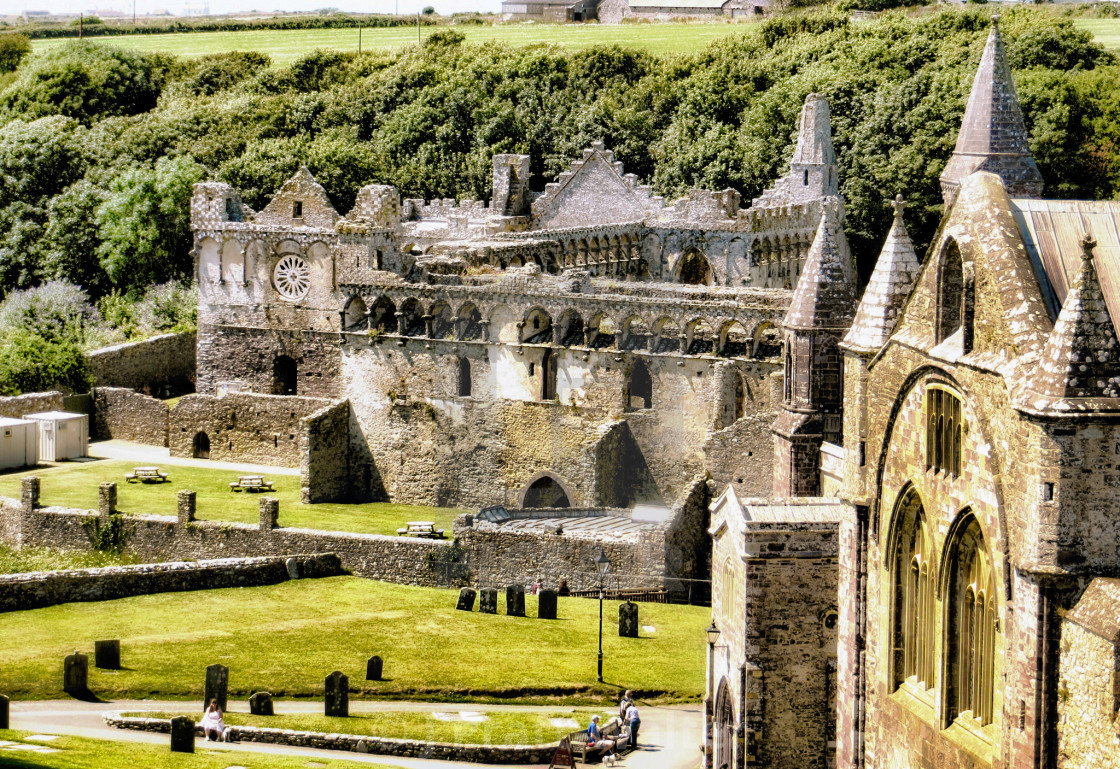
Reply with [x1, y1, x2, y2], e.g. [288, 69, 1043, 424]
[790, 93, 837, 167]
[843, 195, 920, 354]
[1024, 235, 1120, 407]
[939, 14, 1043, 205]
[1065, 578, 1120, 643]
[783, 202, 856, 332]
[255, 166, 339, 230]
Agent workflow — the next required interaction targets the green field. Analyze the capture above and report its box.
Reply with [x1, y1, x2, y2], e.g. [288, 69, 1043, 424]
[0, 460, 467, 537]
[32, 22, 758, 65]
[1074, 18, 1120, 52]
[0, 543, 142, 574]
[0, 576, 707, 702]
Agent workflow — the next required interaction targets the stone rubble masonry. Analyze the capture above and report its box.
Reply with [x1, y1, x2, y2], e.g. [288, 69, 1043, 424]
[92, 387, 170, 445]
[300, 399, 353, 503]
[0, 391, 63, 419]
[0, 553, 342, 612]
[98, 482, 117, 518]
[86, 332, 197, 396]
[259, 497, 279, 530]
[106, 712, 559, 764]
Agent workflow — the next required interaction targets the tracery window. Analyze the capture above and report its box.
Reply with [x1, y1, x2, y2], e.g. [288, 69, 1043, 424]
[949, 516, 997, 728]
[926, 386, 962, 477]
[891, 489, 935, 691]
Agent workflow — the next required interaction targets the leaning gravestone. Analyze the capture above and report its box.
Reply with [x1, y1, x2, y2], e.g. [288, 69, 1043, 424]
[506, 584, 526, 617]
[204, 664, 229, 712]
[325, 670, 349, 717]
[0, 694, 9, 730]
[170, 716, 195, 753]
[366, 655, 383, 681]
[249, 691, 274, 716]
[456, 587, 477, 611]
[63, 651, 88, 696]
[619, 601, 639, 638]
[479, 588, 498, 614]
[94, 640, 120, 670]
[538, 589, 558, 620]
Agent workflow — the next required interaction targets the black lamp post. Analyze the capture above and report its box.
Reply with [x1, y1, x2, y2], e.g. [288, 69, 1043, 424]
[705, 621, 721, 769]
[595, 548, 612, 683]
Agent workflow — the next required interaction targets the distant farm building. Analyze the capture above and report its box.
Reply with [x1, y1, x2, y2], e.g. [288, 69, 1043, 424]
[501, 0, 598, 21]
[598, 0, 766, 23]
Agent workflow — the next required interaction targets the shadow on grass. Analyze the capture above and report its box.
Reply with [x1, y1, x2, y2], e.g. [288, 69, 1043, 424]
[67, 686, 107, 703]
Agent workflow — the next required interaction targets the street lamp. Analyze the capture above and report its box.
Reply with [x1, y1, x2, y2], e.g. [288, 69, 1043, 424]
[704, 621, 721, 769]
[595, 548, 611, 683]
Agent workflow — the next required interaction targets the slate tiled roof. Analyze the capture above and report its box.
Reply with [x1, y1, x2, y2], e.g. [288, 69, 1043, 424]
[782, 203, 856, 332]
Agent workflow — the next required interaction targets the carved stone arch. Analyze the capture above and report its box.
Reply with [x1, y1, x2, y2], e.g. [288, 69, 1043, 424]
[588, 312, 618, 350]
[197, 236, 222, 285]
[686, 317, 716, 355]
[220, 239, 245, 284]
[342, 294, 368, 331]
[457, 302, 483, 341]
[521, 306, 554, 344]
[936, 235, 974, 351]
[559, 309, 585, 346]
[713, 677, 735, 769]
[750, 320, 782, 359]
[719, 319, 749, 357]
[398, 297, 426, 336]
[369, 295, 397, 333]
[518, 471, 574, 509]
[651, 316, 681, 353]
[429, 300, 455, 339]
[675, 249, 714, 286]
[621, 315, 650, 351]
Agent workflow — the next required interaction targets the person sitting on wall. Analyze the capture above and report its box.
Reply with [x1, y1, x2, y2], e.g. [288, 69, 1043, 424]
[588, 714, 617, 759]
[201, 699, 228, 742]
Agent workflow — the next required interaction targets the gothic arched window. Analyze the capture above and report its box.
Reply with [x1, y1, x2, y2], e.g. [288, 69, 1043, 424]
[947, 515, 997, 727]
[926, 386, 963, 477]
[890, 489, 935, 691]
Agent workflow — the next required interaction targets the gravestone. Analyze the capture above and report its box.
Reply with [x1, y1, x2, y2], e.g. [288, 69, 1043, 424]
[325, 670, 348, 717]
[94, 640, 120, 669]
[170, 716, 195, 753]
[506, 584, 526, 617]
[366, 655, 383, 681]
[538, 589, 558, 620]
[479, 588, 498, 614]
[357, 739, 370, 753]
[249, 691, 274, 716]
[0, 694, 8, 730]
[204, 664, 229, 712]
[619, 601, 639, 638]
[456, 587, 476, 611]
[63, 651, 88, 695]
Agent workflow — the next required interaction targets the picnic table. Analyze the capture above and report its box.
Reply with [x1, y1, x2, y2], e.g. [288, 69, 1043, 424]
[229, 475, 275, 493]
[396, 521, 446, 539]
[125, 466, 168, 484]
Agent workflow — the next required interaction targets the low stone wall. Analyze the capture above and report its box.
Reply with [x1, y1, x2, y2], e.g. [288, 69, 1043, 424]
[87, 332, 197, 395]
[104, 713, 557, 764]
[0, 554, 341, 612]
[0, 391, 63, 418]
[92, 387, 169, 445]
[301, 400, 351, 503]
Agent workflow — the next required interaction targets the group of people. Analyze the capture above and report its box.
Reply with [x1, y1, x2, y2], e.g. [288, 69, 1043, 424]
[586, 690, 641, 762]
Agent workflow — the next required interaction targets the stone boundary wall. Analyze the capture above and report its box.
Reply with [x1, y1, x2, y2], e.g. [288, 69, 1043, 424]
[301, 400, 351, 503]
[92, 387, 169, 445]
[0, 554, 341, 612]
[87, 332, 197, 395]
[0, 391, 63, 418]
[104, 713, 556, 764]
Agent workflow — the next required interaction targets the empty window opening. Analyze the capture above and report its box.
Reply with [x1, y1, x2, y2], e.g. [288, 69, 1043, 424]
[529, 362, 535, 377]
[192, 432, 211, 460]
[803, 169, 809, 186]
[457, 357, 472, 397]
[890, 489, 935, 691]
[938, 240, 964, 343]
[541, 349, 558, 401]
[293, 201, 303, 218]
[948, 516, 997, 727]
[627, 361, 653, 411]
[522, 475, 570, 509]
[733, 372, 746, 422]
[926, 387, 963, 477]
[678, 251, 712, 286]
[272, 355, 298, 396]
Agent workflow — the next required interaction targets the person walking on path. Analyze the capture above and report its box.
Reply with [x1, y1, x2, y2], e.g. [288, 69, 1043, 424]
[624, 701, 641, 747]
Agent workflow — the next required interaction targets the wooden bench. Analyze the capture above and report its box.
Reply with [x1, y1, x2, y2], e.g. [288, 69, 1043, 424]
[566, 718, 630, 764]
[395, 521, 446, 539]
[229, 475, 274, 493]
[125, 467, 168, 484]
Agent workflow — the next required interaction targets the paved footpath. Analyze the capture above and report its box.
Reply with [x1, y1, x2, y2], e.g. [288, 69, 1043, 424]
[9, 699, 702, 769]
[88, 438, 301, 476]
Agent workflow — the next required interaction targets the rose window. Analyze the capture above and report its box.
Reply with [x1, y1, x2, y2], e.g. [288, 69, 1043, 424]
[273, 255, 310, 301]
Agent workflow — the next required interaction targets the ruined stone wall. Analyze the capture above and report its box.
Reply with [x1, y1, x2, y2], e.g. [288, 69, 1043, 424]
[703, 412, 777, 498]
[86, 332, 197, 395]
[0, 391, 63, 418]
[169, 393, 331, 466]
[660, 476, 711, 598]
[92, 387, 169, 445]
[300, 399, 351, 503]
[195, 325, 341, 398]
[0, 554, 341, 612]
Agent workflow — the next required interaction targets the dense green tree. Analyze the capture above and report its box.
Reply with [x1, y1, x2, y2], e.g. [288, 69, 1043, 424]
[0, 329, 92, 395]
[0, 34, 32, 74]
[43, 180, 109, 297]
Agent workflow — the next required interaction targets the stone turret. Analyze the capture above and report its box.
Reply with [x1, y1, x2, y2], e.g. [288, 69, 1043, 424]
[939, 14, 1044, 207]
[753, 94, 840, 207]
[491, 154, 531, 217]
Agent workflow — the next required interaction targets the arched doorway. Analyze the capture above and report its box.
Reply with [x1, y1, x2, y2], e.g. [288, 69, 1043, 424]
[713, 679, 734, 769]
[272, 355, 297, 395]
[627, 361, 653, 411]
[521, 475, 571, 509]
[678, 251, 713, 286]
[192, 432, 210, 460]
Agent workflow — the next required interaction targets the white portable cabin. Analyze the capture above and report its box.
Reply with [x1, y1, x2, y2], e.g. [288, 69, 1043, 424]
[23, 411, 88, 462]
[0, 417, 38, 469]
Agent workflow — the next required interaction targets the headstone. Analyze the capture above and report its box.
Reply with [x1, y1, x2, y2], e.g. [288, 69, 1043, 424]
[94, 640, 120, 669]
[357, 739, 369, 753]
[63, 651, 88, 695]
[506, 584, 526, 617]
[204, 664, 229, 712]
[259, 497, 279, 530]
[170, 716, 195, 753]
[538, 589, 558, 620]
[249, 691, 274, 716]
[0, 694, 9, 730]
[325, 670, 348, 717]
[285, 557, 301, 580]
[619, 601, 639, 638]
[366, 655, 383, 681]
[456, 587, 476, 611]
[479, 587, 498, 614]
[98, 482, 117, 518]
[177, 490, 196, 524]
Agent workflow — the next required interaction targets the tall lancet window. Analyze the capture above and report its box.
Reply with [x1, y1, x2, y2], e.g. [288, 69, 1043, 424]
[948, 514, 997, 728]
[890, 489, 935, 691]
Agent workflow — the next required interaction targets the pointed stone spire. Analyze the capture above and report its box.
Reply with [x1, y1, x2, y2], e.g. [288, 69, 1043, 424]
[843, 195, 920, 354]
[1029, 235, 1120, 400]
[786, 93, 840, 205]
[940, 14, 1044, 206]
[783, 202, 856, 331]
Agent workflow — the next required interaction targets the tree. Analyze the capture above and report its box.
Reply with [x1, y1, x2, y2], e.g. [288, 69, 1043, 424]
[43, 180, 109, 298]
[0, 33, 32, 74]
[0, 329, 92, 396]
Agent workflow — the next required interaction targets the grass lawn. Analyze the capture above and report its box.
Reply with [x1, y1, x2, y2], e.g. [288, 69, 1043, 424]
[1074, 18, 1120, 53]
[0, 575, 707, 703]
[31, 22, 758, 65]
[0, 730, 394, 769]
[0, 544, 143, 574]
[0, 459, 468, 537]
[124, 708, 600, 745]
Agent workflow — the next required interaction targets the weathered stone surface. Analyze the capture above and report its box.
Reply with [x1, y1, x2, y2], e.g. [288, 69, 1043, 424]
[505, 584, 525, 617]
[98, 483, 117, 518]
[324, 671, 348, 717]
[259, 497, 279, 530]
[456, 587, 476, 611]
[87, 333, 196, 396]
[21, 476, 39, 511]
[170, 716, 195, 753]
[177, 490, 196, 524]
[538, 589, 557, 620]
[63, 651, 88, 695]
[94, 640, 120, 670]
[479, 588, 498, 614]
[249, 691, 274, 716]
[0, 391, 63, 420]
[618, 602, 638, 638]
[204, 664, 228, 712]
[91, 387, 170, 446]
[366, 656, 383, 681]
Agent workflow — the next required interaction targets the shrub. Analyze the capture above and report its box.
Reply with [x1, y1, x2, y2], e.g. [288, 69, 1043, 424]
[0, 281, 100, 344]
[135, 281, 197, 334]
[0, 329, 93, 395]
[0, 33, 31, 73]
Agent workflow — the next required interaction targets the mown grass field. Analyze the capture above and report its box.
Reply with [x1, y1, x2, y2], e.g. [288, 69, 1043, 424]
[0, 576, 708, 702]
[0, 460, 467, 536]
[1075, 18, 1120, 52]
[32, 22, 759, 64]
[0, 730, 393, 769]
